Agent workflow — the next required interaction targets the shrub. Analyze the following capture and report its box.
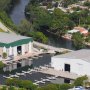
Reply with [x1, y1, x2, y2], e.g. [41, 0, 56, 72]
[0, 61, 4, 69]
[2, 52, 7, 59]
[74, 75, 88, 86]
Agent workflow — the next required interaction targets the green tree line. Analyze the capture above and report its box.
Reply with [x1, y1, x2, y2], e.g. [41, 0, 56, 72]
[25, 4, 74, 37]
[3, 75, 88, 90]
[25, 0, 90, 49]
[25, 0, 90, 37]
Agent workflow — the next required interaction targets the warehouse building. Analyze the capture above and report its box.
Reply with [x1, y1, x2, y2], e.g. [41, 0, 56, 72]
[0, 32, 33, 58]
[51, 49, 90, 76]
[0, 32, 33, 71]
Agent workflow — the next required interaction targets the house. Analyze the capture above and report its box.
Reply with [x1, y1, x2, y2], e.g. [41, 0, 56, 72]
[0, 32, 33, 71]
[64, 27, 88, 40]
[51, 49, 90, 76]
[0, 32, 33, 58]
[68, 27, 88, 36]
[74, 27, 88, 36]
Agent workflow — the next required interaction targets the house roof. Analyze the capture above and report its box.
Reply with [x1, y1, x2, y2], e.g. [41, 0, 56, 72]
[0, 32, 33, 48]
[53, 49, 90, 63]
[74, 27, 88, 34]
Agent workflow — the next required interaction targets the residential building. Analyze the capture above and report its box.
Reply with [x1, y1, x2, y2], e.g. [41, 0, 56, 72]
[0, 32, 33, 71]
[51, 49, 90, 76]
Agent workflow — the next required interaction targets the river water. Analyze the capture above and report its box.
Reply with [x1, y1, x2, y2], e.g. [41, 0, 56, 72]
[10, 0, 29, 25]
[9, 0, 74, 50]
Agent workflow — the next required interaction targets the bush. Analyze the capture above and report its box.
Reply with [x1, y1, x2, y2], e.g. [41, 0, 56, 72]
[0, 61, 4, 69]
[6, 78, 37, 90]
[8, 86, 16, 90]
[0, 11, 18, 33]
[59, 83, 73, 90]
[0, 0, 11, 11]
[1, 86, 7, 90]
[72, 32, 85, 50]
[74, 75, 88, 86]
[2, 52, 7, 59]
[29, 31, 48, 44]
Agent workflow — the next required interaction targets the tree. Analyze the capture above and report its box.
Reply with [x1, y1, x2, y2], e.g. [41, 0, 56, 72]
[84, 1, 90, 8]
[18, 88, 26, 90]
[8, 86, 16, 90]
[0, 61, 4, 69]
[59, 84, 73, 90]
[69, 10, 89, 26]
[36, 84, 73, 90]
[18, 19, 31, 35]
[72, 32, 85, 49]
[25, 3, 75, 38]
[74, 76, 88, 86]
[6, 78, 37, 90]
[0, 0, 11, 11]
[30, 0, 39, 5]
[29, 31, 48, 43]
[1, 86, 7, 90]
[47, 2, 52, 9]
[0, 10, 18, 33]
[6, 78, 15, 86]
[37, 84, 58, 90]
[50, 8, 72, 36]
[85, 35, 90, 42]
[61, 0, 78, 8]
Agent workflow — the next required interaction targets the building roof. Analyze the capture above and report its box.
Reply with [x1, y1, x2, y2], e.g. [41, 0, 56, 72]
[67, 27, 88, 36]
[0, 32, 33, 48]
[53, 49, 90, 63]
[68, 29, 79, 34]
[74, 27, 88, 35]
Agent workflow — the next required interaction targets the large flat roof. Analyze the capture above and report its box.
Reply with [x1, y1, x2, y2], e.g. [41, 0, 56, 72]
[0, 32, 30, 43]
[53, 49, 90, 63]
[0, 32, 33, 48]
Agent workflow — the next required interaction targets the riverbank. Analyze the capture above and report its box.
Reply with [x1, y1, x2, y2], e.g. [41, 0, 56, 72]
[33, 41, 72, 53]
[7, 0, 75, 49]
[0, 21, 15, 33]
[10, 0, 29, 25]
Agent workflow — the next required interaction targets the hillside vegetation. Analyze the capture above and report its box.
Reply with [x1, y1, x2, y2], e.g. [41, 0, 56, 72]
[0, 0, 11, 11]
[0, 0, 18, 32]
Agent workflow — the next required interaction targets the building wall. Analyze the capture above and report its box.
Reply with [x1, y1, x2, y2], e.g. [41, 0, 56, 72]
[21, 42, 33, 55]
[0, 47, 3, 56]
[22, 44, 25, 55]
[3, 47, 13, 57]
[51, 57, 90, 76]
[13, 46, 17, 57]
[3, 47, 7, 53]
[3, 59, 32, 71]
[29, 42, 33, 53]
[1, 41, 33, 58]
[25, 44, 29, 53]
[8, 47, 13, 56]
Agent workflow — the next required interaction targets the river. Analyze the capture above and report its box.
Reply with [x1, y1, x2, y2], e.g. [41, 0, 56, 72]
[10, 0, 29, 25]
[9, 0, 74, 50]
